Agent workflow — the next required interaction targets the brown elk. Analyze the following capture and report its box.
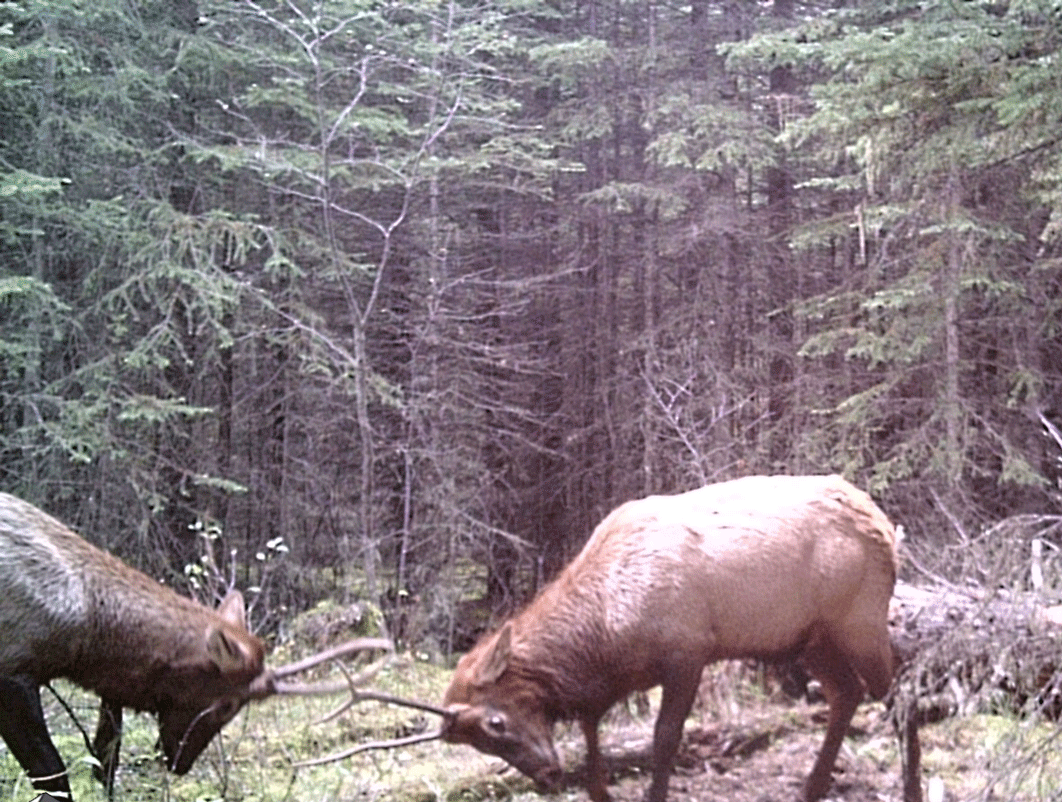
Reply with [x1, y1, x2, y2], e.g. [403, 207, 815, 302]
[0, 493, 391, 799]
[441, 475, 898, 802]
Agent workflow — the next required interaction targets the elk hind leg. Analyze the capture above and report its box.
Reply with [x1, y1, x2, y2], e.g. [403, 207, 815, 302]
[840, 619, 894, 700]
[800, 637, 864, 802]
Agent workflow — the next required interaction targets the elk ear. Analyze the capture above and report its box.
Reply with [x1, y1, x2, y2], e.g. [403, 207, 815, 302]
[206, 626, 252, 673]
[216, 590, 248, 629]
[479, 623, 513, 684]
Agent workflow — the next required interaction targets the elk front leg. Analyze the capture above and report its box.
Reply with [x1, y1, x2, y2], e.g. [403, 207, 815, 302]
[93, 698, 123, 797]
[0, 674, 70, 797]
[645, 665, 702, 802]
[580, 716, 609, 802]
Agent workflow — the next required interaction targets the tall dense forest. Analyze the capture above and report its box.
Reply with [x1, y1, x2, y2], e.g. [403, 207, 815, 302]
[2, 0, 1061, 651]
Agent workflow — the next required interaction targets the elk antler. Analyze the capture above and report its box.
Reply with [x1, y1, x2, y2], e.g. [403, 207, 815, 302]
[249, 637, 394, 699]
[314, 662, 452, 723]
[273, 637, 394, 680]
[291, 658, 454, 768]
[294, 729, 445, 767]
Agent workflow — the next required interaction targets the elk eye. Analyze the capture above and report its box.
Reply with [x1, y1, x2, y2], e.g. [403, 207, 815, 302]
[486, 714, 506, 735]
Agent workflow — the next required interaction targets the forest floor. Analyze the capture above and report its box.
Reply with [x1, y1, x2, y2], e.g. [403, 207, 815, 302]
[438, 683, 1062, 802]
[5, 658, 1062, 802]
[560, 702, 903, 802]
[439, 694, 909, 802]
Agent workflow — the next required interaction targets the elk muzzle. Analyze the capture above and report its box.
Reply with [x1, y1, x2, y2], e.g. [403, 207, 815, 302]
[159, 696, 247, 774]
[442, 703, 562, 790]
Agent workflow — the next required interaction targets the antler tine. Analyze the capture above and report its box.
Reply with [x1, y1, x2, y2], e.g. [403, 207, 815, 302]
[312, 659, 382, 723]
[313, 659, 451, 724]
[293, 730, 445, 768]
[272, 638, 454, 769]
[316, 688, 453, 723]
[274, 652, 393, 697]
[337, 689, 451, 717]
[271, 637, 393, 681]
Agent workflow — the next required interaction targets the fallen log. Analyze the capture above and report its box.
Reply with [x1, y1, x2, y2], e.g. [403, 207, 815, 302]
[888, 578, 1062, 802]
[890, 579, 1062, 719]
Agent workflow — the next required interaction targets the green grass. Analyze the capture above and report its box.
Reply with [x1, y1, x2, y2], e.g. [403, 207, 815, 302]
[916, 713, 1062, 801]
[10, 662, 1062, 801]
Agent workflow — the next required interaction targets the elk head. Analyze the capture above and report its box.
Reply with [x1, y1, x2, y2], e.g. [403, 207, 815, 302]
[152, 591, 393, 774]
[440, 624, 562, 791]
[154, 591, 267, 773]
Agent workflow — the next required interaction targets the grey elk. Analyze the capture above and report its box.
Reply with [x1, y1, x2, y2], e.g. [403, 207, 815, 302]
[441, 474, 899, 802]
[0, 493, 390, 799]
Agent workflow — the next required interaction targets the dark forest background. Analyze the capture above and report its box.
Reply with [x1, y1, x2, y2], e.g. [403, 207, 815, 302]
[3, 0, 1061, 652]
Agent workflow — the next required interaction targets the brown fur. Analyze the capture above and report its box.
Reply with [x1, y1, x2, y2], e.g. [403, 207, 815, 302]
[0, 493, 267, 798]
[441, 475, 898, 802]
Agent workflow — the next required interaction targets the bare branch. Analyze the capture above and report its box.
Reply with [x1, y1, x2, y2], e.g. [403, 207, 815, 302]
[1038, 408, 1062, 453]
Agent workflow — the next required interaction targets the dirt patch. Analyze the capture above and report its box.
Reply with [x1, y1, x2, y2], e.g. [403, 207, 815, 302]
[545, 701, 903, 802]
